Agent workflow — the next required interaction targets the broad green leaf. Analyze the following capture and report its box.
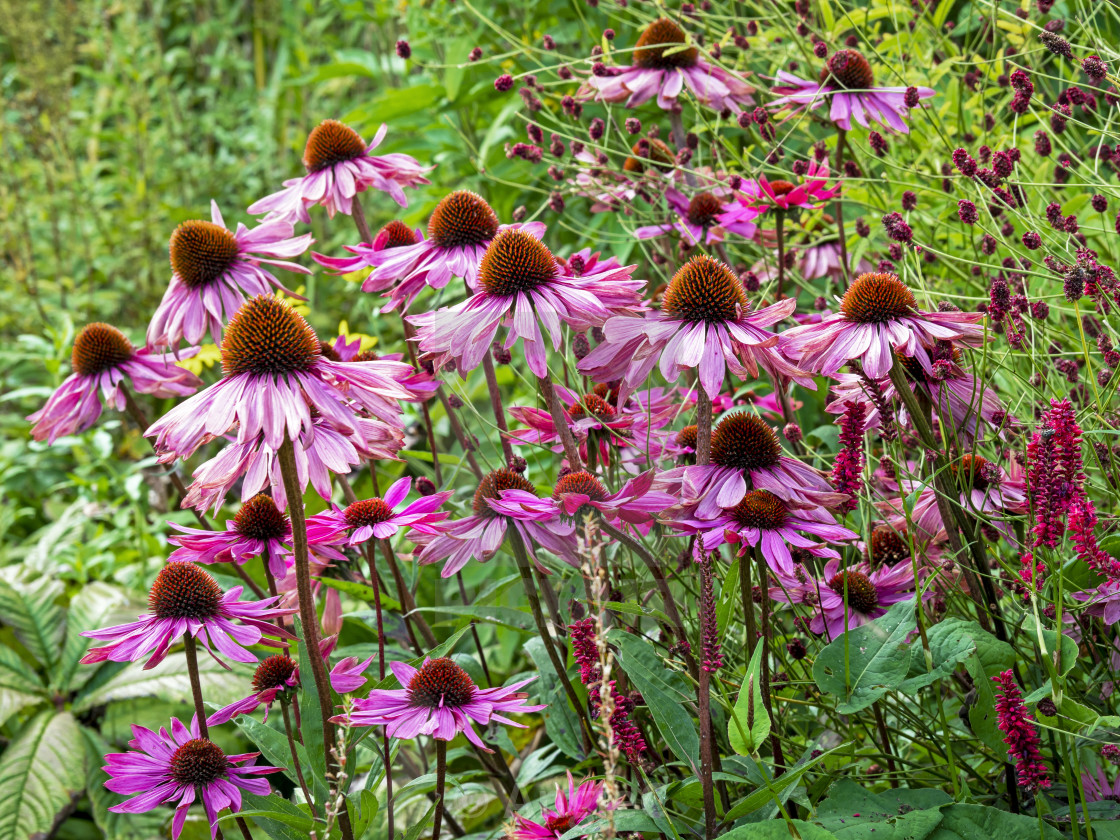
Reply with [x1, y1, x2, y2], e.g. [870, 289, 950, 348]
[55, 581, 131, 693]
[723, 819, 838, 839]
[723, 743, 847, 821]
[233, 792, 312, 840]
[0, 575, 64, 669]
[962, 654, 1009, 759]
[0, 645, 47, 727]
[928, 803, 1064, 839]
[234, 710, 329, 805]
[0, 711, 86, 840]
[813, 599, 916, 713]
[523, 637, 584, 760]
[609, 630, 700, 772]
[294, 619, 329, 785]
[898, 618, 982, 694]
[402, 800, 437, 840]
[348, 787, 379, 839]
[73, 650, 253, 713]
[728, 642, 770, 755]
[81, 727, 167, 840]
[817, 779, 951, 839]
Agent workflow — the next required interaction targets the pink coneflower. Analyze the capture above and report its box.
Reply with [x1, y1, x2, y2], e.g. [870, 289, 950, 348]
[511, 773, 604, 840]
[146, 295, 413, 496]
[313, 220, 426, 312]
[804, 558, 918, 639]
[410, 227, 641, 379]
[742, 162, 839, 212]
[799, 239, 875, 281]
[769, 50, 934, 133]
[578, 256, 811, 402]
[248, 120, 431, 224]
[305, 476, 452, 545]
[634, 188, 762, 246]
[1082, 766, 1120, 802]
[1072, 581, 1120, 625]
[781, 272, 987, 379]
[168, 493, 292, 578]
[81, 562, 294, 669]
[356, 191, 542, 308]
[582, 18, 754, 112]
[103, 716, 280, 840]
[28, 323, 202, 445]
[553, 470, 676, 533]
[669, 489, 858, 574]
[208, 638, 336, 725]
[147, 202, 313, 350]
[993, 670, 1051, 793]
[332, 656, 545, 751]
[656, 411, 846, 519]
[414, 468, 579, 577]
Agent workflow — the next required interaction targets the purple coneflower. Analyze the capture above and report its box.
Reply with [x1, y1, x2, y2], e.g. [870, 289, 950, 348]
[578, 255, 811, 402]
[146, 295, 413, 500]
[305, 476, 452, 545]
[799, 239, 875, 281]
[248, 120, 431, 223]
[785, 558, 918, 639]
[332, 656, 544, 751]
[582, 18, 754, 112]
[208, 638, 336, 725]
[29, 323, 202, 445]
[168, 493, 292, 578]
[1082, 766, 1120, 802]
[410, 226, 640, 378]
[313, 220, 426, 312]
[781, 272, 987, 379]
[742, 162, 839, 212]
[414, 468, 579, 577]
[769, 49, 934, 133]
[669, 489, 858, 574]
[147, 202, 313, 350]
[103, 716, 280, 840]
[511, 773, 604, 840]
[81, 562, 294, 669]
[993, 670, 1051, 792]
[656, 411, 846, 519]
[553, 470, 676, 533]
[634, 188, 762, 246]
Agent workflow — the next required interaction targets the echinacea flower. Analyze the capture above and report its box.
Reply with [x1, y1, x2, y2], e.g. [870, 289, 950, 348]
[28, 323, 202, 445]
[355, 191, 541, 310]
[781, 272, 986, 380]
[582, 18, 754, 113]
[147, 201, 313, 350]
[1082, 766, 1120, 802]
[798, 239, 874, 281]
[248, 120, 431, 224]
[313, 220, 425, 312]
[332, 656, 545, 751]
[81, 562, 294, 669]
[656, 411, 847, 519]
[742, 162, 839, 213]
[634, 188, 762, 246]
[511, 773, 605, 840]
[780, 558, 918, 639]
[146, 295, 414, 503]
[168, 493, 293, 578]
[578, 255, 812, 402]
[207, 638, 336, 725]
[769, 49, 934, 133]
[305, 476, 452, 546]
[103, 716, 280, 840]
[413, 468, 579, 577]
[669, 489, 858, 573]
[553, 470, 676, 532]
[410, 227, 641, 379]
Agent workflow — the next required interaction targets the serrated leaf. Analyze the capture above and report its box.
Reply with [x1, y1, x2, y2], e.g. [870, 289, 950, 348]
[0, 575, 64, 669]
[56, 582, 132, 693]
[0, 645, 47, 728]
[728, 643, 770, 755]
[0, 710, 86, 840]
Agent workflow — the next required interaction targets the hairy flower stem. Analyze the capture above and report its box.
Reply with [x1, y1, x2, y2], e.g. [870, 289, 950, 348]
[508, 529, 597, 747]
[183, 634, 211, 738]
[280, 695, 319, 819]
[432, 740, 446, 840]
[350, 194, 374, 244]
[481, 353, 516, 465]
[775, 211, 787, 300]
[833, 129, 851, 284]
[753, 548, 785, 771]
[277, 437, 356, 840]
[696, 390, 713, 466]
[538, 373, 583, 469]
[697, 557, 717, 840]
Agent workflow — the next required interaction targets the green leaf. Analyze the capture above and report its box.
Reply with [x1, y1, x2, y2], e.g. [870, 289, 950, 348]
[348, 787, 380, 839]
[609, 630, 700, 772]
[234, 711, 329, 805]
[962, 654, 1009, 759]
[0, 710, 86, 840]
[723, 819, 838, 839]
[928, 803, 1064, 839]
[0, 575, 64, 670]
[232, 792, 314, 840]
[817, 779, 951, 839]
[728, 642, 770, 755]
[294, 619, 329, 785]
[55, 581, 131, 693]
[813, 599, 916, 713]
[402, 800, 437, 840]
[315, 578, 401, 612]
[0, 645, 47, 727]
[72, 650, 253, 713]
[723, 744, 847, 821]
[414, 604, 535, 631]
[523, 637, 584, 761]
[558, 810, 663, 839]
[898, 618, 984, 694]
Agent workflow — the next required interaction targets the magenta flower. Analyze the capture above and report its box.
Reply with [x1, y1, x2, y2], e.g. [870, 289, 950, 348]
[799, 240, 875, 281]
[831, 400, 867, 513]
[993, 670, 1052, 793]
[1082, 766, 1120, 803]
[410, 227, 640, 379]
[511, 773, 605, 840]
[169, 493, 292, 578]
[330, 652, 377, 694]
[147, 201, 312, 350]
[656, 411, 847, 519]
[793, 558, 918, 639]
[634, 188, 762, 246]
[305, 476, 452, 546]
[414, 468, 579, 578]
[28, 323, 202, 445]
[669, 489, 858, 574]
[146, 295, 414, 501]
[582, 18, 754, 112]
[1072, 581, 1120, 625]
[248, 120, 431, 224]
[81, 562, 294, 669]
[769, 50, 934, 133]
[553, 470, 676, 532]
[332, 656, 545, 751]
[103, 716, 280, 840]
[313, 220, 426, 312]
[781, 272, 987, 380]
[579, 256, 811, 402]
[207, 638, 336, 726]
[742, 162, 839, 212]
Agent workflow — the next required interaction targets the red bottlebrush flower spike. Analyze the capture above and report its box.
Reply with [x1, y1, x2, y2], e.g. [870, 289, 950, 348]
[832, 401, 867, 512]
[992, 670, 1051, 793]
[568, 618, 600, 684]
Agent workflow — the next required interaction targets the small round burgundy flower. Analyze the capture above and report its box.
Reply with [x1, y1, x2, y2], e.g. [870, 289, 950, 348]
[1022, 231, 1042, 249]
[495, 74, 514, 91]
[958, 200, 978, 224]
[1081, 55, 1108, 83]
[1092, 194, 1108, 212]
[1039, 31, 1072, 59]
[396, 40, 411, 59]
[469, 47, 483, 61]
